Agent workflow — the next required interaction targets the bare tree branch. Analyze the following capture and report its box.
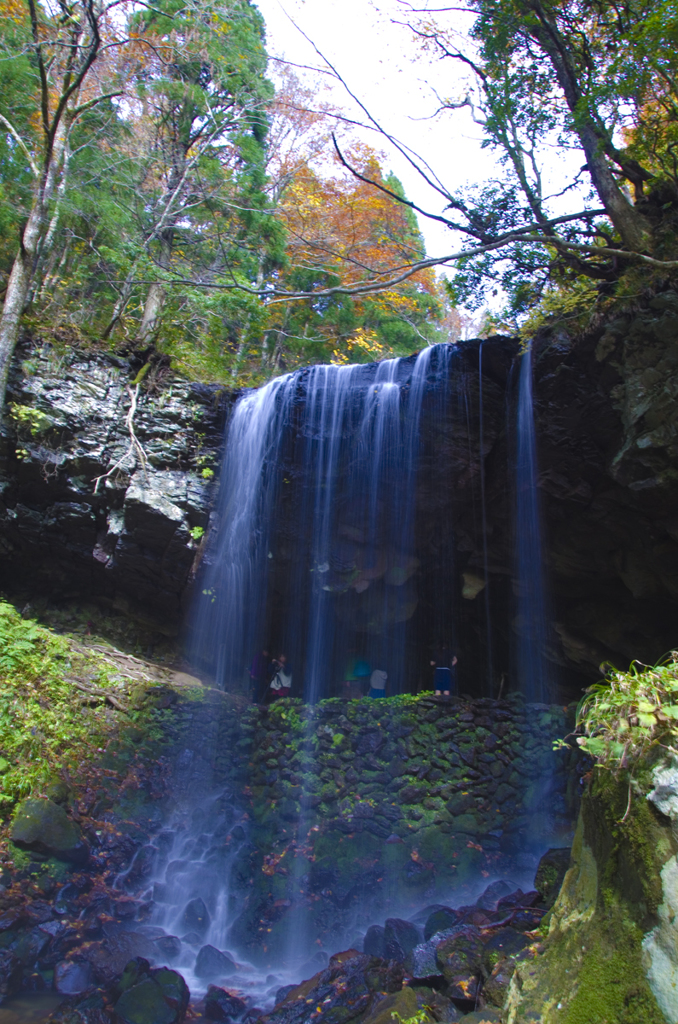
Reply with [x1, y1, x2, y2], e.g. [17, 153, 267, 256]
[0, 114, 39, 177]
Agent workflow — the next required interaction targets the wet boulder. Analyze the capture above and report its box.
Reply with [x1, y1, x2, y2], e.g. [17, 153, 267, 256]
[195, 945, 236, 979]
[71, 932, 157, 988]
[356, 731, 384, 756]
[257, 950, 403, 1024]
[204, 985, 248, 1021]
[54, 959, 95, 995]
[435, 926, 484, 983]
[0, 950, 22, 1003]
[46, 1000, 114, 1024]
[483, 958, 518, 1008]
[445, 793, 475, 816]
[360, 986, 421, 1024]
[481, 928, 528, 976]
[115, 978, 178, 1024]
[124, 845, 158, 886]
[363, 925, 385, 957]
[476, 880, 514, 911]
[113, 958, 189, 1024]
[534, 848, 571, 909]
[11, 798, 89, 864]
[274, 985, 297, 1007]
[181, 897, 210, 937]
[405, 940, 441, 981]
[445, 973, 481, 1004]
[0, 908, 25, 933]
[399, 784, 425, 805]
[423, 907, 459, 941]
[495, 889, 539, 912]
[14, 924, 50, 966]
[383, 919, 420, 960]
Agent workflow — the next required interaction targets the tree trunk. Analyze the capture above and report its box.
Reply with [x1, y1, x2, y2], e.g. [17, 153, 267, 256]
[577, 123, 651, 253]
[524, 1, 652, 253]
[136, 280, 167, 344]
[0, 126, 67, 409]
[28, 139, 72, 309]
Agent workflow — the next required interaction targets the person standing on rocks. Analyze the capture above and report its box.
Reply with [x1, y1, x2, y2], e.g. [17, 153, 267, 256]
[269, 653, 292, 700]
[430, 645, 458, 697]
[368, 668, 388, 698]
[342, 651, 371, 698]
[249, 647, 271, 703]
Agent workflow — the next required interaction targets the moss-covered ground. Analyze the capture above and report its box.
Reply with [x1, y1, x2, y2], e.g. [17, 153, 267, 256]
[0, 599, 216, 880]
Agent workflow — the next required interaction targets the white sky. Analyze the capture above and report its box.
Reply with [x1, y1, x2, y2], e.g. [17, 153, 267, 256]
[255, 0, 499, 260]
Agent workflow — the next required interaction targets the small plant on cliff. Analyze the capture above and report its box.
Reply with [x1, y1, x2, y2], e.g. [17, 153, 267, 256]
[555, 654, 678, 772]
[9, 404, 53, 437]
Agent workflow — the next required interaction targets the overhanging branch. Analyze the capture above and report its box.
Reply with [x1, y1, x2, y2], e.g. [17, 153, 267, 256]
[122, 228, 669, 304]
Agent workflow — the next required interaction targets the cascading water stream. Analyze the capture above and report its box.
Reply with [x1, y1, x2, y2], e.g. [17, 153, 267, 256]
[514, 343, 551, 702]
[478, 342, 494, 692]
[192, 345, 456, 700]
[194, 374, 294, 689]
[110, 341, 577, 1018]
[167, 345, 460, 991]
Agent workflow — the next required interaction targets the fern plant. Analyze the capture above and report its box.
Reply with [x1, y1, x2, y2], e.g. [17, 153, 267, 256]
[555, 654, 678, 773]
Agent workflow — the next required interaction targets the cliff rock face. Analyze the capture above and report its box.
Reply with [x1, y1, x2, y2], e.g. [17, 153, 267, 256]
[3, 291, 678, 690]
[0, 344, 229, 628]
[532, 292, 678, 684]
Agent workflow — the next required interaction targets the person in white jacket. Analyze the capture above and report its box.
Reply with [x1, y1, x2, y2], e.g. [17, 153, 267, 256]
[368, 668, 387, 698]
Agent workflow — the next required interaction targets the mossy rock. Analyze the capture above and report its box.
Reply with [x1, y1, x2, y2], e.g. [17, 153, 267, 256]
[361, 985, 424, 1024]
[114, 972, 188, 1024]
[507, 776, 671, 1024]
[535, 848, 571, 909]
[11, 798, 88, 864]
[44, 780, 71, 805]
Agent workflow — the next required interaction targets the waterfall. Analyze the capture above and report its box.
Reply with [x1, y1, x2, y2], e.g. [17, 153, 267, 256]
[190, 374, 295, 689]
[515, 343, 551, 702]
[478, 342, 494, 692]
[191, 345, 456, 701]
[125, 339, 576, 1010]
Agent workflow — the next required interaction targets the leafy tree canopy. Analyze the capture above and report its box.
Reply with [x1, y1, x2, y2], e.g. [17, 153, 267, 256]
[394, 0, 678, 322]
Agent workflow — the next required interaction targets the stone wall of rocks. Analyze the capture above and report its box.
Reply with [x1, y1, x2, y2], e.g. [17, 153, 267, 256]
[230, 694, 579, 967]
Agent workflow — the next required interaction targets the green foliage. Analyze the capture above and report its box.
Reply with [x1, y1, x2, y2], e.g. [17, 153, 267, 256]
[554, 653, 678, 772]
[8, 403, 53, 437]
[391, 1012, 432, 1024]
[516, 277, 601, 339]
[189, 526, 205, 541]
